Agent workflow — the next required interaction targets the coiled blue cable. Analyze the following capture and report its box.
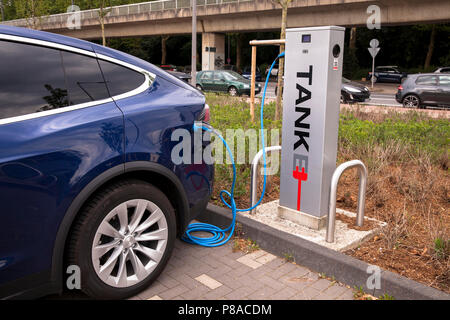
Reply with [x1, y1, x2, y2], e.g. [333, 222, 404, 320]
[182, 52, 285, 247]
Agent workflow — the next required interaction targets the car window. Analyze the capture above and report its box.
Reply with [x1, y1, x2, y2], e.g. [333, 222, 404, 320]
[439, 75, 450, 87]
[98, 60, 145, 97]
[0, 40, 68, 120]
[201, 72, 213, 80]
[416, 75, 438, 85]
[441, 68, 450, 73]
[61, 51, 110, 105]
[213, 72, 224, 80]
[223, 71, 245, 81]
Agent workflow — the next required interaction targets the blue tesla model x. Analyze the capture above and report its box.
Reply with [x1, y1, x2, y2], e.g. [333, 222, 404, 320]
[0, 26, 213, 299]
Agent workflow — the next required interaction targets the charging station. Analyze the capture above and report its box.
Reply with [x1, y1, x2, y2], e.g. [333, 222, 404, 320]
[278, 26, 345, 229]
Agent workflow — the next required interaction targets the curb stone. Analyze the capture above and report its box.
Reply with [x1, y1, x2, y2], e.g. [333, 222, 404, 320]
[198, 203, 450, 300]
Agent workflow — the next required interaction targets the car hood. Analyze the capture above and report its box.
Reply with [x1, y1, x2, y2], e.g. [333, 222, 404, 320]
[342, 81, 368, 91]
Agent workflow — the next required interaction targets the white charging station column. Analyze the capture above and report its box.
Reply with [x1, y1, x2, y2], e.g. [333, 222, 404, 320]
[278, 26, 345, 229]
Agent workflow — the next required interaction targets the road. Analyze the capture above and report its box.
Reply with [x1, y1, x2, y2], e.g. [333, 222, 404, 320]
[256, 81, 403, 107]
[362, 93, 402, 107]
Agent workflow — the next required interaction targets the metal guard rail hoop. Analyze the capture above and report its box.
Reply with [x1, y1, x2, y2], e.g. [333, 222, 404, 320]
[326, 160, 368, 243]
[250, 146, 281, 214]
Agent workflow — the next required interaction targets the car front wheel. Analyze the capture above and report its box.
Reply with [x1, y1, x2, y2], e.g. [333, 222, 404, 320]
[196, 84, 203, 91]
[228, 86, 238, 96]
[402, 95, 420, 108]
[67, 180, 176, 299]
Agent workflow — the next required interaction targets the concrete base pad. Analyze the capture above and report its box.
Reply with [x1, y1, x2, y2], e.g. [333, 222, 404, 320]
[244, 200, 386, 252]
[277, 205, 327, 230]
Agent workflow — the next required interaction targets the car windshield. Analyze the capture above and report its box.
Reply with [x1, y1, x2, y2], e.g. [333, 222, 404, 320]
[223, 71, 245, 81]
[342, 77, 351, 83]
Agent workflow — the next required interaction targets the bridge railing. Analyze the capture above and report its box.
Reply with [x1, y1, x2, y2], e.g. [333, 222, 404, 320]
[3, 0, 253, 27]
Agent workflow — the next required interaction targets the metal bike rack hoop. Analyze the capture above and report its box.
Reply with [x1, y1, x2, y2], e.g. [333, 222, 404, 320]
[250, 146, 281, 214]
[326, 160, 368, 243]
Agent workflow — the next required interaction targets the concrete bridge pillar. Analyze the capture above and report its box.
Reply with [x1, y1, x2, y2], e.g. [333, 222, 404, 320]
[202, 33, 225, 71]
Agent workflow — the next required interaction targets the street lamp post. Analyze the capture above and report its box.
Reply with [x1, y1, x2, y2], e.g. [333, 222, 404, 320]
[191, 0, 197, 87]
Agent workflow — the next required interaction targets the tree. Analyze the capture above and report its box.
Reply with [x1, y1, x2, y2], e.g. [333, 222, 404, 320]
[0, 0, 4, 21]
[272, 0, 292, 121]
[424, 25, 436, 70]
[161, 35, 170, 65]
[14, 0, 50, 29]
[96, 0, 112, 46]
[235, 33, 244, 72]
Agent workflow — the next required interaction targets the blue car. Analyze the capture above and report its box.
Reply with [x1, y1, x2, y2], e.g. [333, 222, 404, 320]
[0, 26, 213, 299]
[241, 66, 262, 82]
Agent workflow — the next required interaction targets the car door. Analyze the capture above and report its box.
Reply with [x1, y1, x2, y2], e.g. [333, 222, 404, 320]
[437, 75, 450, 106]
[386, 68, 398, 82]
[200, 71, 214, 91]
[0, 38, 124, 287]
[213, 71, 227, 92]
[415, 75, 439, 105]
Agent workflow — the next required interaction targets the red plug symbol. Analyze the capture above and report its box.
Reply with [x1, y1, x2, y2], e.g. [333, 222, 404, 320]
[293, 166, 308, 211]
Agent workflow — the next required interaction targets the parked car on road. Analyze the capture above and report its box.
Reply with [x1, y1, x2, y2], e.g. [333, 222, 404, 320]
[341, 78, 371, 103]
[395, 74, 450, 108]
[222, 64, 237, 72]
[368, 66, 408, 83]
[275, 77, 371, 103]
[167, 70, 191, 83]
[0, 26, 213, 300]
[159, 64, 177, 71]
[265, 63, 279, 77]
[241, 66, 262, 82]
[196, 70, 261, 96]
[434, 67, 450, 73]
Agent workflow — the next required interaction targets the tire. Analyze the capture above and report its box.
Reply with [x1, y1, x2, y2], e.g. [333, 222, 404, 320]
[196, 84, 203, 91]
[67, 179, 176, 299]
[228, 86, 239, 96]
[340, 92, 347, 104]
[373, 76, 378, 83]
[402, 94, 420, 108]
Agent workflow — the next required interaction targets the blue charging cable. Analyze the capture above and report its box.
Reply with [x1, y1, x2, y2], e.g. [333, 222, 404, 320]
[182, 52, 285, 247]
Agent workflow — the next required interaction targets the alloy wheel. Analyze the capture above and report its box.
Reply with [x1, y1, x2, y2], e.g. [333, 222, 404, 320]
[91, 199, 168, 288]
[403, 95, 419, 108]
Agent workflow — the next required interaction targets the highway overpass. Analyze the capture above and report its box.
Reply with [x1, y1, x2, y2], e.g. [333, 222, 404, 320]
[2, 0, 449, 70]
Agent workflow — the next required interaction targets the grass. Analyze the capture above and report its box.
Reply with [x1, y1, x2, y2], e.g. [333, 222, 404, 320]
[205, 93, 449, 292]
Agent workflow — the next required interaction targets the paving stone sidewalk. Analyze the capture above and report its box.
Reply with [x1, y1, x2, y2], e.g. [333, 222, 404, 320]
[131, 239, 355, 300]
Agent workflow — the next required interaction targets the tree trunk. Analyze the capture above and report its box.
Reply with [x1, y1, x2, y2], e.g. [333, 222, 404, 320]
[275, 3, 288, 121]
[161, 35, 169, 65]
[424, 25, 436, 70]
[0, 0, 5, 22]
[236, 33, 243, 72]
[101, 20, 106, 46]
[350, 27, 357, 50]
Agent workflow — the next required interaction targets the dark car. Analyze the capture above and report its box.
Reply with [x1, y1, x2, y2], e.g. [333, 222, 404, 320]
[0, 26, 213, 299]
[368, 66, 408, 83]
[159, 64, 177, 71]
[196, 70, 261, 96]
[275, 78, 370, 103]
[222, 64, 237, 72]
[395, 73, 450, 108]
[341, 78, 371, 103]
[168, 70, 191, 83]
[242, 66, 262, 82]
